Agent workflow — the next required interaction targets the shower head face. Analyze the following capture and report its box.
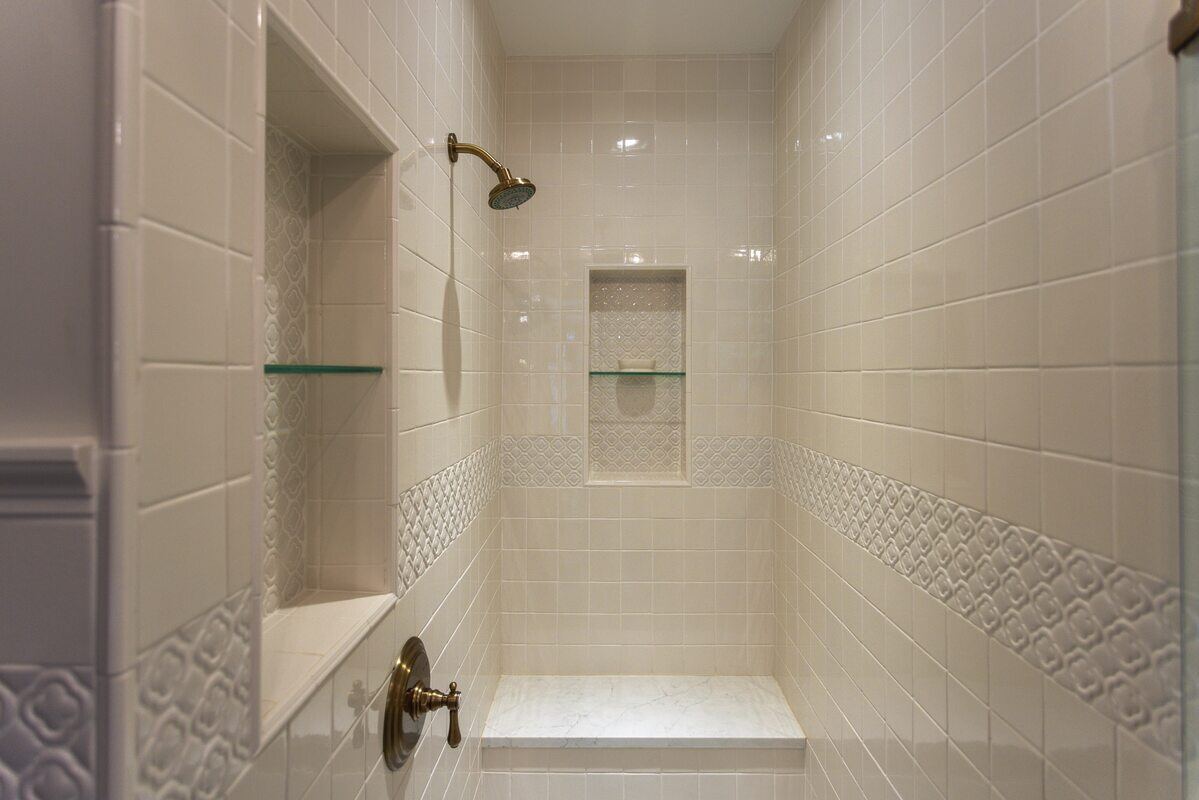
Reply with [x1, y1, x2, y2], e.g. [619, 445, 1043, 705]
[489, 177, 536, 210]
[447, 133, 536, 210]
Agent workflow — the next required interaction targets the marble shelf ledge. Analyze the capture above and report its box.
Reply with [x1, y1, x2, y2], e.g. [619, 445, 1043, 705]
[260, 590, 394, 742]
[482, 675, 806, 750]
[587, 471, 689, 487]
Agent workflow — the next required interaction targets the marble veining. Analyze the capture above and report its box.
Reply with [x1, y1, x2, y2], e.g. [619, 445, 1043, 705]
[260, 590, 393, 740]
[482, 676, 806, 749]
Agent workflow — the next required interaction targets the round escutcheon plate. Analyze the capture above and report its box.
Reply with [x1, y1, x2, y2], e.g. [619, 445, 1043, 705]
[383, 636, 431, 771]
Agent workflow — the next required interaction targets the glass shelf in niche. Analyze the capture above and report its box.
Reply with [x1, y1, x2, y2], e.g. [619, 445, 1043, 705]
[589, 370, 685, 377]
[264, 364, 384, 375]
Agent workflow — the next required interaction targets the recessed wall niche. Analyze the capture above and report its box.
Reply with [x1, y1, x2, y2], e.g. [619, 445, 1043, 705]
[586, 267, 689, 484]
[259, 23, 395, 736]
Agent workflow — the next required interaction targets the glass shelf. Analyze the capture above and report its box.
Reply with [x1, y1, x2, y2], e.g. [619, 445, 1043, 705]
[589, 370, 685, 377]
[265, 364, 383, 375]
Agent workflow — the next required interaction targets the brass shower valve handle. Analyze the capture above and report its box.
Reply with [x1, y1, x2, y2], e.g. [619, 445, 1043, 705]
[384, 637, 463, 770]
[405, 680, 462, 748]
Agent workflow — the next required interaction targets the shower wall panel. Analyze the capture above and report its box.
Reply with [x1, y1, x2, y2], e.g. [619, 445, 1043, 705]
[95, 0, 509, 798]
[499, 55, 776, 674]
[771, 0, 1182, 798]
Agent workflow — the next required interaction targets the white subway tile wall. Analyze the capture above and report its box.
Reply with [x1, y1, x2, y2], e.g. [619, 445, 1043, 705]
[501, 486, 775, 675]
[772, 0, 1182, 799]
[501, 54, 775, 448]
[126, 3, 262, 792]
[96, 0, 508, 795]
[499, 55, 779, 674]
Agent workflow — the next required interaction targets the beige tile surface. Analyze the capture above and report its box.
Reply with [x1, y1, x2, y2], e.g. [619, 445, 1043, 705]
[144, 0, 228, 125]
[771, 0, 1180, 798]
[126, 0, 508, 797]
[137, 485, 227, 646]
[142, 84, 228, 244]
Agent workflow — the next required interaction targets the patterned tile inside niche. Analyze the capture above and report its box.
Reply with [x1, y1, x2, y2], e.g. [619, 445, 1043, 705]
[136, 588, 255, 799]
[262, 125, 311, 615]
[773, 438, 1182, 762]
[590, 373, 683, 423]
[589, 375, 685, 475]
[589, 273, 684, 372]
[588, 271, 686, 479]
[590, 421, 684, 475]
[0, 666, 94, 800]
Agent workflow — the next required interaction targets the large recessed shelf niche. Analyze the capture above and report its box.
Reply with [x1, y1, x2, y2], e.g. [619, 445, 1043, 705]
[259, 20, 396, 739]
[586, 267, 689, 485]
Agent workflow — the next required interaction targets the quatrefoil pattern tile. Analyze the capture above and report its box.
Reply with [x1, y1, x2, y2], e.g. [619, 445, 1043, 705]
[0, 666, 94, 800]
[589, 375, 683, 423]
[501, 436, 584, 486]
[398, 441, 501, 595]
[263, 125, 309, 367]
[693, 436, 773, 487]
[262, 126, 312, 615]
[772, 438, 1182, 760]
[589, 275, 684, 372]
[136, 589, 255, 799]
[262, 402, 307, 616]
[590, 423, 683, 474]
[589, 376, 685, 475]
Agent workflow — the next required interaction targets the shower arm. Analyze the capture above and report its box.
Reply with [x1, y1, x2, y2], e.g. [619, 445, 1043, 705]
[447, 133, 513, 180]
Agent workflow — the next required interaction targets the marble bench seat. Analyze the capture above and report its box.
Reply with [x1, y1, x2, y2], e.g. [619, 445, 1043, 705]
[481, 675, 807, 750]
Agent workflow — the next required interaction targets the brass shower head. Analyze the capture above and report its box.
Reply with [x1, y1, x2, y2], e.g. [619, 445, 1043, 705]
[447, 133, 536, 210]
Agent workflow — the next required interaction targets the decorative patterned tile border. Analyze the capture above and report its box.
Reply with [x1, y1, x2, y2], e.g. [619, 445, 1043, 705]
[501, 435, 780, 488]
[588, 271, 687, 480]
[0, 666, 94, 800]
[398, 439, 501, 595]
[772, 438, 1182, 760]
[136, 589, 255, 799]
[500, 436, 584, 487]
[693, 436, 773, 487]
